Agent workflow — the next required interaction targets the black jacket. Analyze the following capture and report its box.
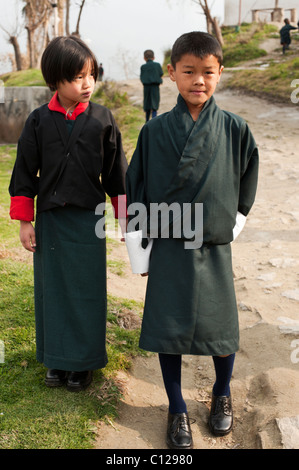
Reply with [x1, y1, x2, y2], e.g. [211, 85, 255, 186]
[9, 101, 127, 216]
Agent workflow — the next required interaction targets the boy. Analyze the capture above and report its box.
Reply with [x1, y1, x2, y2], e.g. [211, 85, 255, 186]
[126, 32, 258, 448]
[279, 18, 299, 54]
[140, 49, 163, 121]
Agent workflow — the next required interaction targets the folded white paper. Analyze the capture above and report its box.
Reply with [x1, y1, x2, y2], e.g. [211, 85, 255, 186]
[124, 230, 153, 274]
[233, 211, 247, 240]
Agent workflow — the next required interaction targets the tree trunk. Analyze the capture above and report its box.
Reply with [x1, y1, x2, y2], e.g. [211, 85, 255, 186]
[26, 27, 34, 68]
[58, 0, 65, 36]
[9, 35, 23, 70]
[213, 17, 224, 46]
[65, 0, 70, 35]
[73, 0, 86, 36]
[198, 0, 224, 46]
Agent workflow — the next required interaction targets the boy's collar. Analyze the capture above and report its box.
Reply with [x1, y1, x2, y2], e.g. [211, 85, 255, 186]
[48, 91, 89, 120]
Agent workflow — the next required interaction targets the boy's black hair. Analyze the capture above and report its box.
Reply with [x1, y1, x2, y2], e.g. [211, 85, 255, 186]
[170, 31, 223, 68]
[144, 49, 154, 60]
[41, 36, 99, 91]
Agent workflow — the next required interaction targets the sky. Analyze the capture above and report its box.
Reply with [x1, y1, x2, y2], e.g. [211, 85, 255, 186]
[0, 0, 225, 80]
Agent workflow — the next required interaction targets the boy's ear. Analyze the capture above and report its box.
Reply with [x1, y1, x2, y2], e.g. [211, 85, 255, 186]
[217, 65, 224, 83]
[167, 63, 176, 81]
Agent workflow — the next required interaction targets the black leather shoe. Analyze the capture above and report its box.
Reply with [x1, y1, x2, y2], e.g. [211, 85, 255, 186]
[66, 370, 93, 392]
[209, 394, 233, 436]
[166, 412, 193, 449]
[45, 369, 68, 387]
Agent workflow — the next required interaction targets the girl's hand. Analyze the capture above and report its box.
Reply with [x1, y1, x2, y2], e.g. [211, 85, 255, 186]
[20, 221, 36, 252]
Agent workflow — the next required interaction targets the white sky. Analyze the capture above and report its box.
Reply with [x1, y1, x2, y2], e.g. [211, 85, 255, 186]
[0, 0, 224, 80]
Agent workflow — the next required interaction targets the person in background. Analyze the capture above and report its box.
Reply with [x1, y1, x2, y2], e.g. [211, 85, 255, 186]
[98, 63, 104, 81]
[279, 18, 299, 54]
[140, 49, 163, 121]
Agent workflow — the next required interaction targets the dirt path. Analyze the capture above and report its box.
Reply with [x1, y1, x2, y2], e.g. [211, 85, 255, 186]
[95, 72, 299, 450]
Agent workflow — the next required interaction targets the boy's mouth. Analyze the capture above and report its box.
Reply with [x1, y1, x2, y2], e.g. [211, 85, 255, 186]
[190, 90, 205, 95]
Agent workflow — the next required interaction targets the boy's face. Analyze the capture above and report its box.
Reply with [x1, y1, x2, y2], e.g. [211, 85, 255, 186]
[167, 54, 223, 120]
[56, 60, 95, 110]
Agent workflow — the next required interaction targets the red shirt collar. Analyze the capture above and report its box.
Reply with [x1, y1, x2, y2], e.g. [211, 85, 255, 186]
[48, 91, 89, 120]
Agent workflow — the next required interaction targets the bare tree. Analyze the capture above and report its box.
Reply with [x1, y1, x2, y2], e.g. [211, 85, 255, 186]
[22, 0, 53, 68]
[0, 24, 24, 70]
[195, 0, 224, 46]
[0, 1, 25, 70]
[72, 0, 86, 36]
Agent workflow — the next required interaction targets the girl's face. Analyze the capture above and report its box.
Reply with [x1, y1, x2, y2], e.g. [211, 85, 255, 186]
[56, 60, 95, 110]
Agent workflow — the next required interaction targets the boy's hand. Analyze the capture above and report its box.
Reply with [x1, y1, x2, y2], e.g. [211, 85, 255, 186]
[20, 221, 36, 252]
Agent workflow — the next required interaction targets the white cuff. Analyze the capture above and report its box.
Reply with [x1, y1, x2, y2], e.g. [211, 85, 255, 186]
[124, 230, 153, 274]
[233, 211, 247, 240]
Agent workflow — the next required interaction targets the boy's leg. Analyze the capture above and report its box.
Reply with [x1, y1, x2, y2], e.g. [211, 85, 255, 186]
[151, 110, 157, 119]
[158, 353, 186, 414]
[158, 353, 192, 449]
[212, 353, 235, 396]
[209, 353, 235, 436]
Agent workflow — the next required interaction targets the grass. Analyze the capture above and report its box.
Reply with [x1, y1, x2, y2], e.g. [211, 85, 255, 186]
[0, 81, 145, 449]
[221, 23, 278, 67]
[225, 57, 299, 103]
[1, 69, 46, 87]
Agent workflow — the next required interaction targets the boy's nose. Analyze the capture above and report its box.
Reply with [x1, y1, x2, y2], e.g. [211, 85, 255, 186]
[193, 73, 205, 85]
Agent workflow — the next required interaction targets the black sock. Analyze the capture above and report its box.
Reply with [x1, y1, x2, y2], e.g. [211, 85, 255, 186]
[158, 353, 187, 414]
[212, 353, 235, 396]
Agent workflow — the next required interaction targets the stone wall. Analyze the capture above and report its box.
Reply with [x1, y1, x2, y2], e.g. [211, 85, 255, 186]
[0, 86, 52, 144]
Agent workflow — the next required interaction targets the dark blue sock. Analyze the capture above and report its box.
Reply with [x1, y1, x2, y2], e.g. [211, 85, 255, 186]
[158, 353, 187, 414]
[212, 353, 235, 397]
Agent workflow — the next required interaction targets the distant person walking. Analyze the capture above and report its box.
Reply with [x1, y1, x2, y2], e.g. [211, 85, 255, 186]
[280, 18, 299, 54]
[140, 50, 163, 121]
[98, 63, 104, 81]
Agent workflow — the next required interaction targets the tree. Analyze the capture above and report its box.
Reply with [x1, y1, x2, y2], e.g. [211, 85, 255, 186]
[0, 24, 23, 70]
[195, 0, 224, 46]
[0, 1, 25, 70]
[72, 0, 86, 36]
[22, 0, 52, 68]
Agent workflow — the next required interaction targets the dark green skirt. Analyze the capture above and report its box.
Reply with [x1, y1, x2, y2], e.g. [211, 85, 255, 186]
[140, 239, 239, 356]
[34, 205, 107, 371]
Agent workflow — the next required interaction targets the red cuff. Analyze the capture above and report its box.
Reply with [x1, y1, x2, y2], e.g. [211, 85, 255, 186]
[111, 195, 127, 219]
[10, 196, 34, 221]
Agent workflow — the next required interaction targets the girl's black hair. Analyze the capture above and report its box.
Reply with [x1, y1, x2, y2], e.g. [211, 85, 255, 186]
[41, 35, 99, 91]
[171, 31, 223, 69]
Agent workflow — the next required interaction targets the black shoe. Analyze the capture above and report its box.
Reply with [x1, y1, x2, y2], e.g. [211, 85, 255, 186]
[66, 370, 93, 392]
[45, 369, 68, 388]
[166, 412, 193, 449]
[209, 394, 233, 436]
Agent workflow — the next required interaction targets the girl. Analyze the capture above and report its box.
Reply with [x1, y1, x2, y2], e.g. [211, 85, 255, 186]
[9, 36, 128, 391]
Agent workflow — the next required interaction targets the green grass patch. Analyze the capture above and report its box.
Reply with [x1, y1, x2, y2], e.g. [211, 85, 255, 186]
[221, 23, 278, 67]
[225, 56, 299, 103]
[1, 69, 46, 87]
